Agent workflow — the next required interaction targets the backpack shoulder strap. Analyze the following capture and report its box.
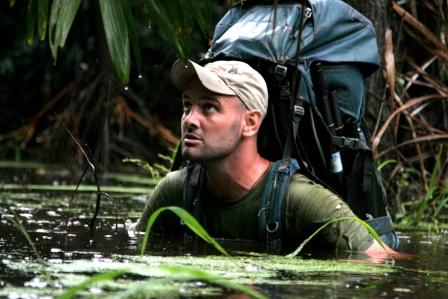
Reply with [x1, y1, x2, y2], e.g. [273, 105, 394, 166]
[183, 163, 205, 223]
[258, 158, 300, 253]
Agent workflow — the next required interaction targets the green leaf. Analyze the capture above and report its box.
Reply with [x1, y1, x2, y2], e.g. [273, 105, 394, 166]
[140, 206, 229, 256]
[377, 159, 397, 172]
[143, 0, 188, 60]
[10, 0, 16, 7]
[26, 0, 36, 46]
[120, 0, 142, 71]
[37, 0, 49, 40]
[286, 216, 393, 261]
[185, 0, 212, 37]
[49, 0, 81, 63]
[8, 209, 45, 265]
[99, 0, 130, 84]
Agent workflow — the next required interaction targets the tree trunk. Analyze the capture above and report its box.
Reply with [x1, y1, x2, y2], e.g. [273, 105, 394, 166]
[343, 0, 389, 140]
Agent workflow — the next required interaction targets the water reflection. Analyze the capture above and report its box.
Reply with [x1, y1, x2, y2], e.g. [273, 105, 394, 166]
[0, 184, 447, 298]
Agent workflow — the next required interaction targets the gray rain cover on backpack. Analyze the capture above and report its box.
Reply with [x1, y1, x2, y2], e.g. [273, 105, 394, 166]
[205, 0, 380, 122]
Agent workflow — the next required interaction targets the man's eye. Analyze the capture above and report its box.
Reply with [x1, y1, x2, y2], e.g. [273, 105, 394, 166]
[182, 102, 192, 112]
[202, 103, 217, 112]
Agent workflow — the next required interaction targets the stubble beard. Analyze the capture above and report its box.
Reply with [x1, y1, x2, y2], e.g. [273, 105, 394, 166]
[181, 122, 242, 164]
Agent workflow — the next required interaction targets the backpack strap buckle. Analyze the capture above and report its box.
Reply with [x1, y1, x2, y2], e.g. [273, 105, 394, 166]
[293, 103, 305, 123]
[272, 64, 290, 101]
[331, 136, 370, 151]
[273, 64, 288, 80]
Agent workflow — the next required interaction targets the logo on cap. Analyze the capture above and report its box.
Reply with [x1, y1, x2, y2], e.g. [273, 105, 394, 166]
[228, 65, 238, 75]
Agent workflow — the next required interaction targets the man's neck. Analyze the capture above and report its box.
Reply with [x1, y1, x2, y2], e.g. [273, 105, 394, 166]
[203, 152, 271, 201]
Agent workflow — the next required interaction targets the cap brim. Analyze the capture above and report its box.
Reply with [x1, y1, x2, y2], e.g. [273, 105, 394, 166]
[170, 59, 236, 95]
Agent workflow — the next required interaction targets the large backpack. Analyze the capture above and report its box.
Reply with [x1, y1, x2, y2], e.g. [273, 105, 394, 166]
[174, 0, 399, 249]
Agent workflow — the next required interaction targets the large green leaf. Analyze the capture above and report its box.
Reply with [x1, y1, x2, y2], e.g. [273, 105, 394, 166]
[121, 0, 142, 72]
[143, 0, 189, 60]
[185, 0, 212, 37]
[25, 0, 36, 45]
[98, 0, 130, 84]
[49, 0, 82, 62]
[37, 0, 49, 41]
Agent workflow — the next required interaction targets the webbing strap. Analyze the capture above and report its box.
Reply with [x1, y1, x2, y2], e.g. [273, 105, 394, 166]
[258, 158, 300, 253]
[283, 97, 305, 158]
[183, 163, 204, 225]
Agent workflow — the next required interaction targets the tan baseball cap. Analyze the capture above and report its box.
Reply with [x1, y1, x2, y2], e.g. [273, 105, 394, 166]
[170, 59, 268, 117]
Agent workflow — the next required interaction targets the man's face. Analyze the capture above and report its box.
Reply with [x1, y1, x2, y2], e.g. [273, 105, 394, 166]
[180, 79, 246, 163]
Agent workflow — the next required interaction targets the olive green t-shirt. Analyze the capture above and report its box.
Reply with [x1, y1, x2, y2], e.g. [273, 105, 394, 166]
[136, 165, 373, 252]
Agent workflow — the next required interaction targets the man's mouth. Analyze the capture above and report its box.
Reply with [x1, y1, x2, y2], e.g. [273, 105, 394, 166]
[183, 133, 202, 146]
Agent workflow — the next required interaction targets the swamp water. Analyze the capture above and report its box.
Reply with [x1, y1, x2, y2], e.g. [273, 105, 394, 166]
[0, 164, 447, 298]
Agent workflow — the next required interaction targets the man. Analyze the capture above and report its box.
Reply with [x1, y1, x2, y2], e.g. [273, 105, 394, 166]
[134, 59, 397, 258]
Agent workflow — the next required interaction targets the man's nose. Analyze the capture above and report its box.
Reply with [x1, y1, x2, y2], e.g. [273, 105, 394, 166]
[182, 107, 200, 128]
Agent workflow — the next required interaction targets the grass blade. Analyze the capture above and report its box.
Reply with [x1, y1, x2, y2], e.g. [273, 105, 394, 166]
[56, 269, 128, 299]
[8, 209, 45, 265]
[159, 265, 267, 299]
[286, 216, 392, 261]
[140, 206, 229, 256]
[57, 265, 266, 299]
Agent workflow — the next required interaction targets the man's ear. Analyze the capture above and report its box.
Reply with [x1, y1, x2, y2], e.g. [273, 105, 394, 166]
[242, 110, 263, 137]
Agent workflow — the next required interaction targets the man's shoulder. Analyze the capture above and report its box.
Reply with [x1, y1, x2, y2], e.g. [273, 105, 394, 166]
[155, 167, 188, 191]
[287, 172, 340, 202]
